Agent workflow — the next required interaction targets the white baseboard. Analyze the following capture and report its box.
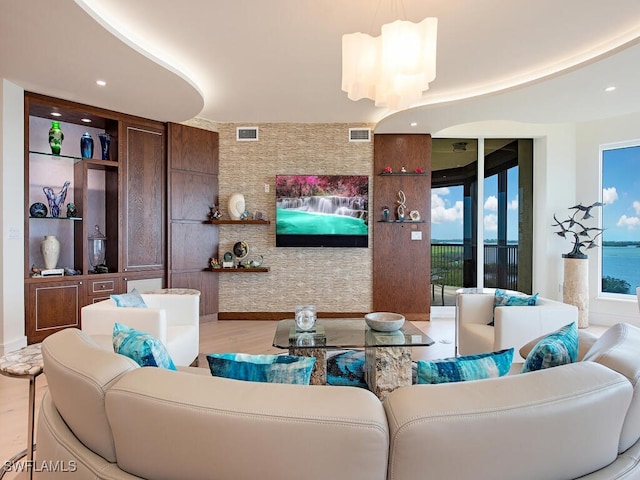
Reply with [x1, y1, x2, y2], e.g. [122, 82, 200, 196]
[0, 335, 28, 356]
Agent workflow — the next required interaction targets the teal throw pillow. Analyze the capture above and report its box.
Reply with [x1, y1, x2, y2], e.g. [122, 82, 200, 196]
[111, 289, 147, 308]
[113, 323, 176, 370]
[494, 288, 539, 307]
[521, 322, 578, 373]
[416, 348, 514, 384]
[327, 350, 367, 388]
[207, 353, 315, 385]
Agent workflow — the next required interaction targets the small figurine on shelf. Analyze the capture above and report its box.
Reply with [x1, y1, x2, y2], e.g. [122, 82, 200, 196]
[240, 210, 250, 220]
[415, 167, 424, 174]
[401, 166, 407, 173]
[382, 206, 390, 222]
[208, 205, 222, 220]
[396, 190, 407, 221]
[383, 166, 393, 174]
[209, 257, 222, 269]
[66, 203, 77, 218]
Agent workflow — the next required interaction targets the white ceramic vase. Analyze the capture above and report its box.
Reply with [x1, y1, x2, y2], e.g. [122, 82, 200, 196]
[41, 235, 60, 270]
[228, 193, 245, 220]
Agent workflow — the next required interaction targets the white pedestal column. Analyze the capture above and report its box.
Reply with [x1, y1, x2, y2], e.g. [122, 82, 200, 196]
[563, 257, 589, 328]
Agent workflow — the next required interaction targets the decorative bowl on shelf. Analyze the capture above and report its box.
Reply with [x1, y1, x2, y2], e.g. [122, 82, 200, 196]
[364, 312, 405, 332]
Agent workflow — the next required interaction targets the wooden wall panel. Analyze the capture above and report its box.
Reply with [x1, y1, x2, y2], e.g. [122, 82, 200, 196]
[373, 134, 432, 319]
[167, 123, 219, 316]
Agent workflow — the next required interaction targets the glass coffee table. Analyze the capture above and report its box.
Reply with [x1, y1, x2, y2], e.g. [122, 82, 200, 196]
[273, 319, 434, 399]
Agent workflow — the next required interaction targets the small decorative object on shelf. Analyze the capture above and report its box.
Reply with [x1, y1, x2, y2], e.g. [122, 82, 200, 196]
[382, 206, 390, 222]
[401, 166, 407, 173]
[29, 202, 48, 218]
[66, 203, 77, 218]
[415, 167, 424, 173]
[253, 211, 265, 220]
[40, 235, 60, 270]
[208, 205, 222, 220]
[409, 210, 421, 221]
[396, 190, 407, 221]
[80, 132, 94, 159]
[233, 241, 249, 260]
[209, 257, 222, 269]
[88, 225, 107, 273]
[42, 181, 70, 218]
[48, 121, 64, 155]
[295, 305, 317, 332]
[383, 166, 393, 174]
[98, 132, 111, 160]
[222, 251, 234, 268]
[240, 210, 250, 220]
[228, 193, 245, 220]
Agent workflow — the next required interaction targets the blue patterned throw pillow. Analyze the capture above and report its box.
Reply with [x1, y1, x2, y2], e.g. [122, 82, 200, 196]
[207, 353, 316, 385]
[112, 323, 176, 370]
[111, 289, 147, 308]
[521, 322, 578, 373]
[327, 350, 367, 388]
[494, 288, 539, 307]
[416, 348, 514, 384]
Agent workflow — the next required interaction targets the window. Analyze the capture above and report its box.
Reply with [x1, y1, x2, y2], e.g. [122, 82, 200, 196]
[600, 141, 640, 296]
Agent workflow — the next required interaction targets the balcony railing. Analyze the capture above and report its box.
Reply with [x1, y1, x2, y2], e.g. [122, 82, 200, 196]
[431, 243, 519, 291]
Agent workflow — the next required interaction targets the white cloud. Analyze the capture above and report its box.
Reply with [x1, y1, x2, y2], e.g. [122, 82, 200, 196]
[634, 201, 640, 215]
[432, 187, 450, 196]
[431, 191, 463, 224]
[508, 195, 518, 210]
[484, 195, 497, 211]
[616, 214, 640, 229]
[484, 213, 497, 232]
[603, 187, 618, 205]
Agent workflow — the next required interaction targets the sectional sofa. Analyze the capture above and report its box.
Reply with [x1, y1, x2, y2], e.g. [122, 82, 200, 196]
[36, 324, 640, 479]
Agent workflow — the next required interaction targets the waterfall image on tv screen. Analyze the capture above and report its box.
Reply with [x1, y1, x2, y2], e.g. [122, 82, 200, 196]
[276, 175, 369, 247]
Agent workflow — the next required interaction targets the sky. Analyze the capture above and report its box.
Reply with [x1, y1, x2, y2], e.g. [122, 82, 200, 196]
[431, 167, 519, 242]
[602, 144, 640, 242]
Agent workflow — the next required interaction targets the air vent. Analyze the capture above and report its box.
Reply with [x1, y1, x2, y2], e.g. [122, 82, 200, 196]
[349, 128, 371, 142]
[237, 127, 259, 141]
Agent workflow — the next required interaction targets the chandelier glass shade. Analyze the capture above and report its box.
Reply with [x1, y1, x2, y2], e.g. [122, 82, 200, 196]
[342, 17, 437, 109]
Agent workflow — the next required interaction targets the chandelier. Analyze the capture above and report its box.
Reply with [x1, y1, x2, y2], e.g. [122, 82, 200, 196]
[341, 16, 437, 110]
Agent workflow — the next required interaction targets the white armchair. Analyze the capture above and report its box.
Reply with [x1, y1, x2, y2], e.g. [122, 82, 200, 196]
[81, 290, 200, 366]
[456, 288, 578, 362]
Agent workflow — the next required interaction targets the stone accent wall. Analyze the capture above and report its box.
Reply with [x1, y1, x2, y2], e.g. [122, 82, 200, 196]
[212, 122, 375, 315]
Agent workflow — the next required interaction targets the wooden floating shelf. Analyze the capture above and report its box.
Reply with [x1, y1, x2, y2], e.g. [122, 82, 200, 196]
[203, 219, 270, 225]
[205, 267, 270, 273]
[379, 172, 428, 176]
[377, 220, 426, 223]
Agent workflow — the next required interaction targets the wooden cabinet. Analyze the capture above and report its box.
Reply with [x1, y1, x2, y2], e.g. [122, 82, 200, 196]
[121, 120, 166, 272]
[25, 279, 83, 344]
[24, 93, 167, 343]
[373, 134, 432, 319]
[167, 123, 218, 316]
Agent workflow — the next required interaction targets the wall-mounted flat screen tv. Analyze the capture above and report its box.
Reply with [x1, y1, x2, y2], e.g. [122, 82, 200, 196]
[275, 175, 369, 247]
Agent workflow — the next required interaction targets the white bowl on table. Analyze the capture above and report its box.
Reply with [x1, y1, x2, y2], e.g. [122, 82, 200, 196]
[364, 312, 405, 332]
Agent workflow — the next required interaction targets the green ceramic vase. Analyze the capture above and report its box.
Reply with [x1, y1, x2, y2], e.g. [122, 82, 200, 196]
[48, 121, 64, 155]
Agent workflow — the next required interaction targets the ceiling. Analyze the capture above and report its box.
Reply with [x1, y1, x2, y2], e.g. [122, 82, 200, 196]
[2, 0, 640, 135]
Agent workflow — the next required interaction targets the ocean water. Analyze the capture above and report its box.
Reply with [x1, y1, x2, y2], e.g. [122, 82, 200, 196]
[602, 246, 640, 294]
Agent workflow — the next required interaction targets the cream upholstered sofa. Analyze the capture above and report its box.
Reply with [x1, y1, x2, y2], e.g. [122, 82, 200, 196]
[80, 291, 200, 366]
[37, 325, 640, 479]
[457, 288, 579, 361]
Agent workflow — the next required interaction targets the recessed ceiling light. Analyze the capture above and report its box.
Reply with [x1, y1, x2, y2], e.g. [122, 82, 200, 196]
[81, 118, 92, 123]
[96, 80, 107, 87]
[605, 86, 616, 92]
[410, 122, 418, 127]
[51, 112, 62, 117]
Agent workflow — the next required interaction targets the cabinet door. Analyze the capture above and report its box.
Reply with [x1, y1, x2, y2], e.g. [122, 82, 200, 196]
[26, 279, 83, 344]
[85, 275, 124, 304]
[167, 123, 219, 316]
[121, 121, 166, 272]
